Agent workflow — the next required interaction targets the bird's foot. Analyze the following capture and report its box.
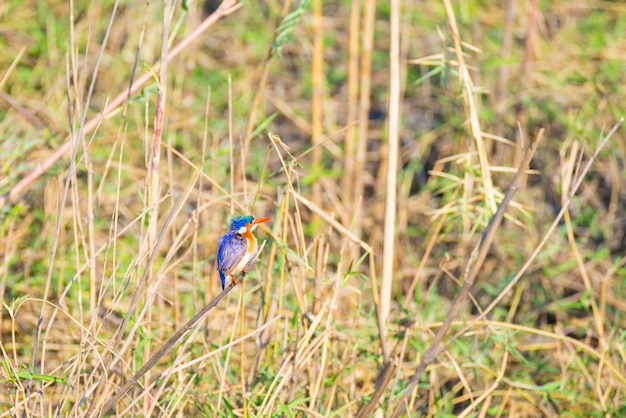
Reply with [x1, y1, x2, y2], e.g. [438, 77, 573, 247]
[232, 269, 249, 287]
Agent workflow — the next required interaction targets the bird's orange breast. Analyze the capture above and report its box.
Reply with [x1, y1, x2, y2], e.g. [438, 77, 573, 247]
[242, 226, 257, 252]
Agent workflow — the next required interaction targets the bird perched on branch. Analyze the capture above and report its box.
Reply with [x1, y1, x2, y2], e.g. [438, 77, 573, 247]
[216, 215, 270, 290]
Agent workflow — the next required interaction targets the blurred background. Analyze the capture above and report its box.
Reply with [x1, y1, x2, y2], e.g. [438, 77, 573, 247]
[1, 0, 625, 416]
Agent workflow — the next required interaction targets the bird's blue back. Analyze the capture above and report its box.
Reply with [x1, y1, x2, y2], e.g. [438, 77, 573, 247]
[216, 232, 247, 273]
[216, 215, 257, 290]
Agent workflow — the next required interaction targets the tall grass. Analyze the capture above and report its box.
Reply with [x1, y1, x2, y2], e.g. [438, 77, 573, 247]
[1, 1, 626, 416]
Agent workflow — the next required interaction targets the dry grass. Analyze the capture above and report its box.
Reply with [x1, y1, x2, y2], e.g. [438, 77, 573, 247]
[1, 0, 626, 416]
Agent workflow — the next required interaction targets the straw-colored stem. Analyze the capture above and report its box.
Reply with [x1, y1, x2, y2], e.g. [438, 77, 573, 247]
[379, 0, 401, 352]
[443, 0, 496, 214]
[390, 129, 545, 418]
[353, 0, 376, 210]
[31, 0, 120, 412]
[342, 0, 360, 209]
[311, 0, 324, 211]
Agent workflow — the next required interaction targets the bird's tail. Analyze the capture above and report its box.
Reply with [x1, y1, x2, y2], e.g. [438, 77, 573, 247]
[218, 270, 227, 290]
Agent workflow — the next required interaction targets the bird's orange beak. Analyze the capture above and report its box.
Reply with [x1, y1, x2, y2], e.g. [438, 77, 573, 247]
[252, 217, 271, 225]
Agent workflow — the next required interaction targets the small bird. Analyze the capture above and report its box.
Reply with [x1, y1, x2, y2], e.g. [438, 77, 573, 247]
[215, 215, 270, 290]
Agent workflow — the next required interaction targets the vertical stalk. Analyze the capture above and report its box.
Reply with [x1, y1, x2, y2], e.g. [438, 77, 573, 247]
[380, 0, 400, 351]
[443, 0, 496, 213]
[342, 0, 360, 209]
[144, 0, 171, 410]
[311, 0, 323, 210]
[228, 75, 235, 216]
[239, 283, 248, 417]
[310, 1, 325, 356]
[353, 0, 376, 211]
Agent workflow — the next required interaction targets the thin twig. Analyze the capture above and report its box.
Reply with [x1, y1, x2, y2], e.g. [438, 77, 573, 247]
[28, 0, 121, 408]
[102, 242, 267, 414]
[389, 129, 543, 417]
[449, 119, 624, 344]
[0, 91, 46, 132]
[378, 129, 543, 418]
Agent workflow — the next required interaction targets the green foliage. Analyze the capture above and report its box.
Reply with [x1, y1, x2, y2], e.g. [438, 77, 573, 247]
[272, 0, 311, 57]
[1, 360, 66, 384]
[1, 0, 625, 416]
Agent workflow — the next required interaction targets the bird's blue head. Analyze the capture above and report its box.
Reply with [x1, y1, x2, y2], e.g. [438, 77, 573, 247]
[229, 216, 254, 232]
[228, 215, 270, 235]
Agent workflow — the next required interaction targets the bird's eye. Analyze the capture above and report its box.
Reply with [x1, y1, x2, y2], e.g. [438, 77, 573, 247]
[237, 226, 247, 234]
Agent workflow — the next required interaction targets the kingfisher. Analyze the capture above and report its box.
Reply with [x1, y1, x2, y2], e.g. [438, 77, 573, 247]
[215, 215, 270, 290]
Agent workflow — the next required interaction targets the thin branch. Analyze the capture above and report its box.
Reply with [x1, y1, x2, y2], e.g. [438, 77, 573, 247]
[450, 119, 624, 342]
[389, 129, 543, 417]
[101, 242, 267, 414]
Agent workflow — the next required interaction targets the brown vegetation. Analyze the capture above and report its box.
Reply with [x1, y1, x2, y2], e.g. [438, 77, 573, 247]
[1, 0, 625, 416]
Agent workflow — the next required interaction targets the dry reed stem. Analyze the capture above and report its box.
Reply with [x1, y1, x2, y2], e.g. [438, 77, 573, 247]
[0, 46, 26, 94]
[352, 0, 376, 224]
[457, 350, 509, 418]
[448, 119, 624, 344]
[561, 140, 605, 351]
[141, 0, 171, 407]
[379, 0, 401, 345]
[388, 119, 623, 416]
[342, 0, 360, 211]
[388, 129, 544, 418]
[27, 1, 122, 411]
[239, 269, 248, 415]
[442, 0, 496, 214]
[311, 0, 324, 183]
[217, 262, 246, 413]
[86, 171, 200, 414]
[310, 0, 324, 326]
